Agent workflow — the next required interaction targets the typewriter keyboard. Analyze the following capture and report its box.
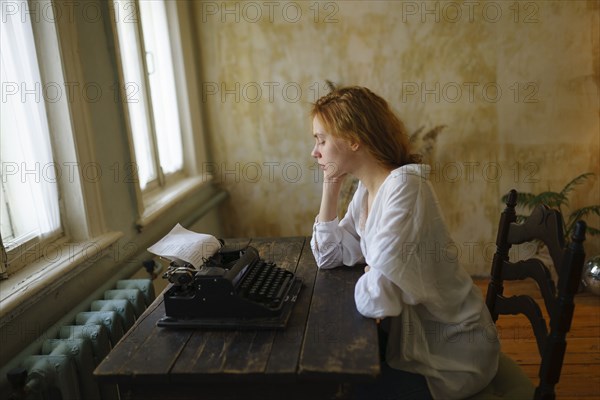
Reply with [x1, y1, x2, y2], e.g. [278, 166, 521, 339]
[237, 261, 294, 308]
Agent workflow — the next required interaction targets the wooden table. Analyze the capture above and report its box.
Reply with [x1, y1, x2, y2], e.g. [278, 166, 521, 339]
[94, 237, 380, 399]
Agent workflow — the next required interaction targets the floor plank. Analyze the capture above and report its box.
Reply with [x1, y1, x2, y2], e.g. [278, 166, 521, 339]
[474, 278, 600, 398]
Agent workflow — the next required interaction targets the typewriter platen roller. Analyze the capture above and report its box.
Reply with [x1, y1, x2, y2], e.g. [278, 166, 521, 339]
[157, 245, 302, 329]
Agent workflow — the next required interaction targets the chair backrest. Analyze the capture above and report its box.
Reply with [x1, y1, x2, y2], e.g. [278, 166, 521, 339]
[486, 189, 587, 400]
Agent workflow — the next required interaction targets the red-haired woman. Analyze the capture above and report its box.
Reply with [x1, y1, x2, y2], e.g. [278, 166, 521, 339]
[310, 86, 499, 400]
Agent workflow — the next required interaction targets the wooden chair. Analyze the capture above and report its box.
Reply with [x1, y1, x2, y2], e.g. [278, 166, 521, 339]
[468, 189, 587, 400]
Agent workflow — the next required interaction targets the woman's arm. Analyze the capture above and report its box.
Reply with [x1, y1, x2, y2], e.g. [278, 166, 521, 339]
[317, 180, 344, 223]
[355, 266, 404, 318]
[311, 180, 364, 269]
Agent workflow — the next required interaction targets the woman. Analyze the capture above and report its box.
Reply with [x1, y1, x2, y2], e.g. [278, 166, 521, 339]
[309, 86, 499, 400]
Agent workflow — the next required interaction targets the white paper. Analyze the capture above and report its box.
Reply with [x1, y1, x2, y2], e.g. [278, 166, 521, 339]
[147, 223, 221, 268]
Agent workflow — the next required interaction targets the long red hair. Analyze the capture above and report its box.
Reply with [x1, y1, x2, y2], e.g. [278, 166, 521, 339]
[311, 86, 421, 168]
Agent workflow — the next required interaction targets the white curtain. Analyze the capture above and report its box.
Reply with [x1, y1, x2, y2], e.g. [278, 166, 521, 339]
[114, 0, 157, 189]
[0, 2, 61, 247]
[113, 0, 184, 189]
[139, 0, 183, 176]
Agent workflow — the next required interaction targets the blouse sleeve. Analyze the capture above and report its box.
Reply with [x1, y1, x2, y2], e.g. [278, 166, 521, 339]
[310, 189, 365, 269]
[354, 267, 404, 318]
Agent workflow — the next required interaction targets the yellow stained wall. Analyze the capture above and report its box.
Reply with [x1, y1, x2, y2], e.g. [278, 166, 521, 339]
[193, 0, 600, 275]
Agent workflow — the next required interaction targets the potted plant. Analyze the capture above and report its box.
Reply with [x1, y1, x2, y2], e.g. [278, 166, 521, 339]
[501, 172, 600, 293]
[501, 172, 600, 241]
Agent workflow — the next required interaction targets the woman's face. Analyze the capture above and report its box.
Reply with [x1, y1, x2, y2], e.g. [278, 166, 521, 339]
[311, 115, 357, 180]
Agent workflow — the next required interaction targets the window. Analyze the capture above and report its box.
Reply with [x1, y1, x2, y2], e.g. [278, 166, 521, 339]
[1, 0, 62, 276]
[0, 0, 112, 279]
[112, 0, 185, 192]
[111, 0, 209, 228]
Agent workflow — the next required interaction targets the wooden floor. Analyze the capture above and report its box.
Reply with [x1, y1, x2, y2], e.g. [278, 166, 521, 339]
[474, 278, 600, 399]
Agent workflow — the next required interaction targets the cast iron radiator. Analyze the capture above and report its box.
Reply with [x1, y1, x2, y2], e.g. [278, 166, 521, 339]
[6, 279, 155, 400]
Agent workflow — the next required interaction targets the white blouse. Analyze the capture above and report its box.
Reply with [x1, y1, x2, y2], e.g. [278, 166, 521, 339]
[311, 164, 499, 399]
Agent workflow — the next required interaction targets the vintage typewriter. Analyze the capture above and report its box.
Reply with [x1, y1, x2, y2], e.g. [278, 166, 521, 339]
[157, 245, 302, 329]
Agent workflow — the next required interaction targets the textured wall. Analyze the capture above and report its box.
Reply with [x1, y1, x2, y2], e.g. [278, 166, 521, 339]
[193, 0, 599, 274]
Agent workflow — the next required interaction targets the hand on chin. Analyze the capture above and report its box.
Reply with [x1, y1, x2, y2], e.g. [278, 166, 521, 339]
[322, 163, 347, 184]
[323, 170, 347, 184]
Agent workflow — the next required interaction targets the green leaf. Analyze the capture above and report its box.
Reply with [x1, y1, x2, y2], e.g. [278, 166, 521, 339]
[569, 205, 600, 220]
[528, 191, 568, 209]
[560, 172, 595, 198]
[567, 206, 600, 233]
[568, 224, 600, 239]
[585, 226, 600, 236]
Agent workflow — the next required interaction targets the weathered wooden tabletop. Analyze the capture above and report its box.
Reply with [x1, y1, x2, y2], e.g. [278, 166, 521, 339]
[94, 236, 380, 399]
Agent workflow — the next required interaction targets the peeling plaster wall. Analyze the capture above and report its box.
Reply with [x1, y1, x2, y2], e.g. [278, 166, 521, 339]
[193, 0, 600, 275]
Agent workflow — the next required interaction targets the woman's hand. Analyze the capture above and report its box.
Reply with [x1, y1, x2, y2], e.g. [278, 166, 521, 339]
[322, 162, 347, 184]
[364, 265, 370, 273]
[316, 168, 346, 223]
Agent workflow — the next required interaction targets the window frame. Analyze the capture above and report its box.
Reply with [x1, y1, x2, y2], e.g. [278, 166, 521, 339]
[109, 0, 210, 229]
[1, 0, 63, 271]
[0, 0, 111, 277]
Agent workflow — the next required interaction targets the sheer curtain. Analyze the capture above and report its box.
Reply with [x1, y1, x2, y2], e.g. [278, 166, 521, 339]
[139, 0, 183, 176]
[113, 0, 184, 190]
[0, 5, 61, 250]
[114, 0, 157, 189]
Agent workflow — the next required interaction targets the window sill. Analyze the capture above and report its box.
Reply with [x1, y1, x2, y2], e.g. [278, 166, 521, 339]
[137, 174, 214, 230]
[0, 231, 123, 322]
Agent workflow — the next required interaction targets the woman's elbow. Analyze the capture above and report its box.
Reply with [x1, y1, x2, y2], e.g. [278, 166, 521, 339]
[315, 257, 342, 269]
[355, 292, 403, 319]
[357, 305, 401, 320]
[356, 302, 390, 319]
